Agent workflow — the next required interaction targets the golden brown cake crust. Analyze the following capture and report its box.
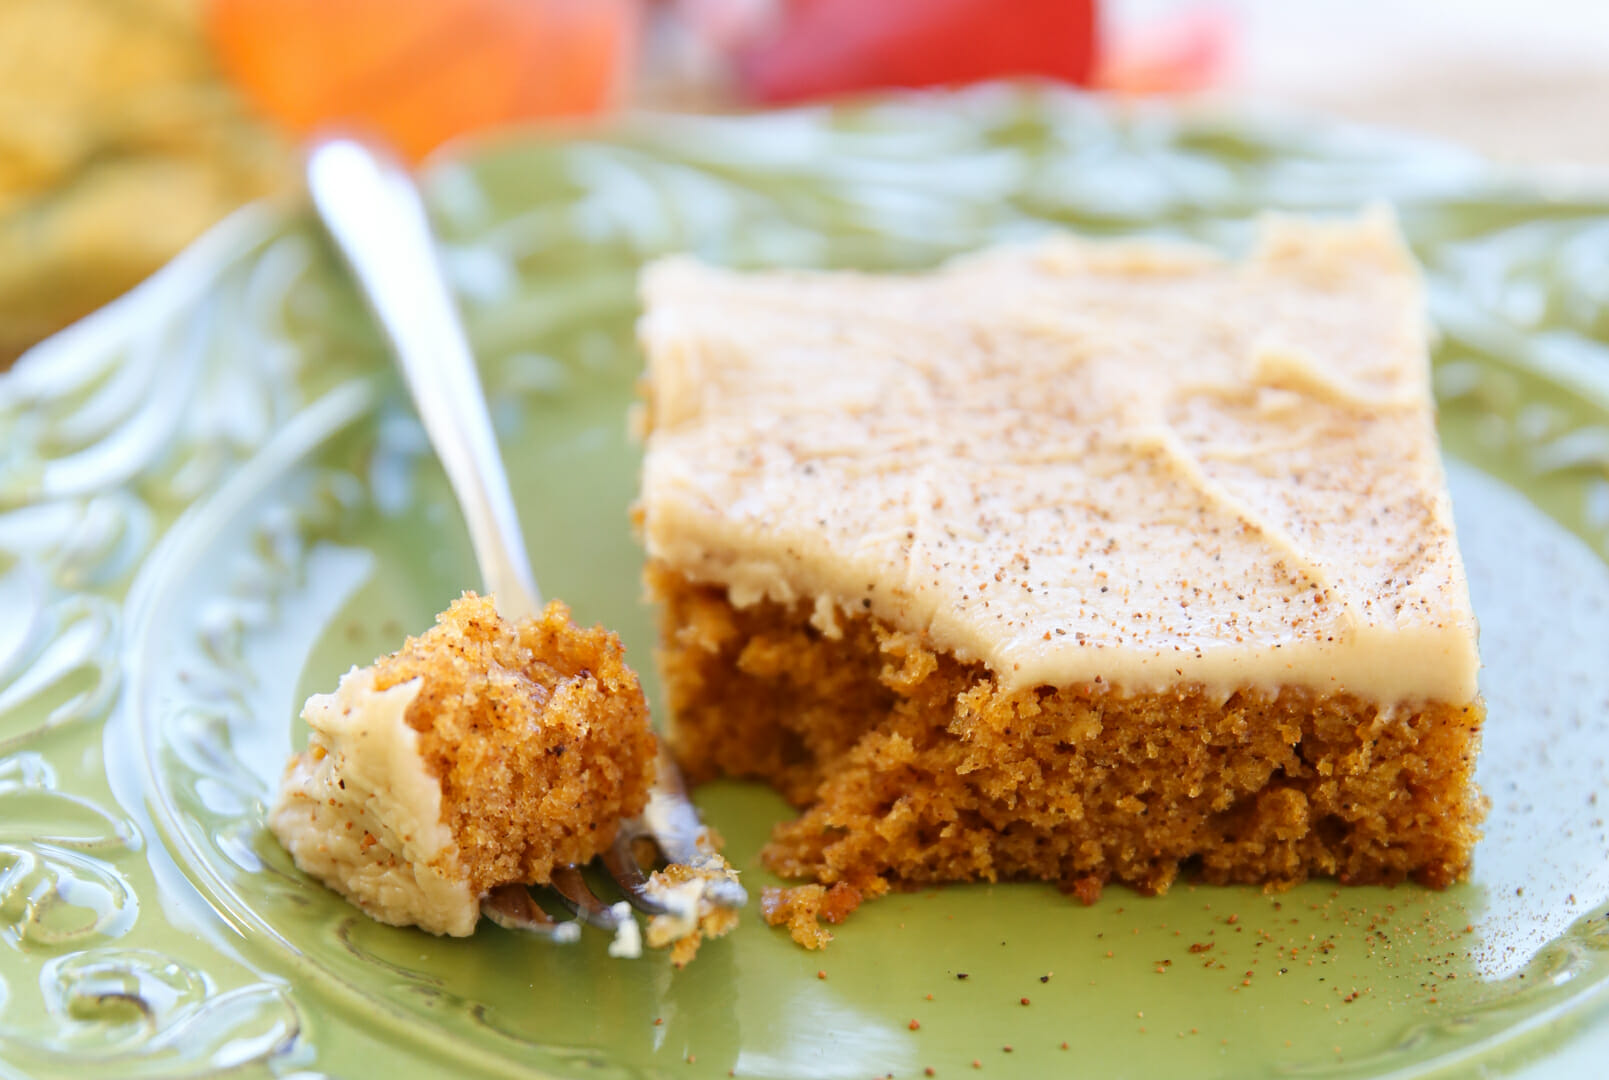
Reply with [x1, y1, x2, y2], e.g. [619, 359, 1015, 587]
[651, 566, 1485, 897]
[370, 593, 658, 894]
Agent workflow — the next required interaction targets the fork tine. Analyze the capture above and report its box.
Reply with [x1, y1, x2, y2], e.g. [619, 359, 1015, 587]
[696, 872, 749, 910]
[621, 756, 749, 912]
[601, 833, 673, 915]
[481, 884, 581, 943]
[549, 864, 627, 928]
[640, 752, 715, 868]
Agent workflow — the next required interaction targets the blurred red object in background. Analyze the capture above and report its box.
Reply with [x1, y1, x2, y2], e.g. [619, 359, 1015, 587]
[206, 0, 638, 161]
[736, 0, 1099, 103]
[1092, 6, 1230, 95]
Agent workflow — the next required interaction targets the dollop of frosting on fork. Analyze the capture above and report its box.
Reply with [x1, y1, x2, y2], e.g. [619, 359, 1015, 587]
[270, 666, 481, 936]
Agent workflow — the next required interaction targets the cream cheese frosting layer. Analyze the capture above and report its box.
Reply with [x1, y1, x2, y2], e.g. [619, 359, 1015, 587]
[270, 666, 479, 937]
[637, 212, 1481, 704]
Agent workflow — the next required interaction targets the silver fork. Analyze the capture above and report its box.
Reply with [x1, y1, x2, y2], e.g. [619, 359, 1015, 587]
[305, 136, 745, 945]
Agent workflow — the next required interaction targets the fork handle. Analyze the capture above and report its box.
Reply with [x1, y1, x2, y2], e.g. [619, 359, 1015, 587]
[306, 137, 542, 621]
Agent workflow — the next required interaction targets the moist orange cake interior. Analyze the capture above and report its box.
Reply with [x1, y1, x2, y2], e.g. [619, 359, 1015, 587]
[369, 593, 659, 893]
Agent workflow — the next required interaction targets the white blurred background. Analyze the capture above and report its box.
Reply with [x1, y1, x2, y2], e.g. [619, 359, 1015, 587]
[1111, 0, 1609, 168]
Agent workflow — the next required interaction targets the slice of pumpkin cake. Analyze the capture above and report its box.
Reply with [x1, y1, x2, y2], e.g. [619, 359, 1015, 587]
[635, 212, 1485, 926]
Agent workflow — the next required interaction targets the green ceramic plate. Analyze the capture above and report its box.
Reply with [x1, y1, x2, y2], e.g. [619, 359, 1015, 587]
[4, 89, 1609, 1080]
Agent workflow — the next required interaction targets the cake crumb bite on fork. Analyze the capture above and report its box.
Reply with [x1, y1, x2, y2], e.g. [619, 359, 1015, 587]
[272, 594, 659, 936]
[296, 137, 747, 959]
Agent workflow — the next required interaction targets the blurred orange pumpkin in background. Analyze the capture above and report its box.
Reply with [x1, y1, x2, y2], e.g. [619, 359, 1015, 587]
[205, 0, 639, 161]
